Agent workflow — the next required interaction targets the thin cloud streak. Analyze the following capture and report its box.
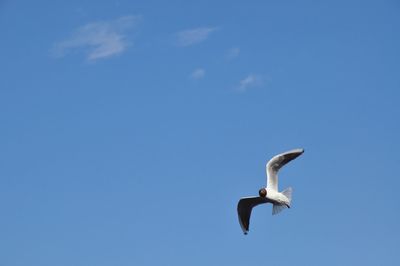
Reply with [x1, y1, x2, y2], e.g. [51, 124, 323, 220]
[190, 68, 205, 79]
[226, 47, 240, 60]
[53, 15, 140, 61]
[175, 27, 218, 47]
[237, 74, 263, 92]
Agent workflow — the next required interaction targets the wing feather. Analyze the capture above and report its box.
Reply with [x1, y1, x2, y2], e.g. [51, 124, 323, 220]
[237, 197, 270, 234]
[266, 148, 304, 191]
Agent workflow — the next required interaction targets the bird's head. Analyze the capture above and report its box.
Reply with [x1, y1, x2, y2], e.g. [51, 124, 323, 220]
[258, 188, 267, 198]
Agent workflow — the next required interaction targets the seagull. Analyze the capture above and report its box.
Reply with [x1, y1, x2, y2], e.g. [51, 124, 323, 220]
[237, 148, 304, 234]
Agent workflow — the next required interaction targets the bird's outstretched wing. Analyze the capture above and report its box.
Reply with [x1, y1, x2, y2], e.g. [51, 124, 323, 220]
[237, 197, 271, 234]
[266, 148, 304, 191]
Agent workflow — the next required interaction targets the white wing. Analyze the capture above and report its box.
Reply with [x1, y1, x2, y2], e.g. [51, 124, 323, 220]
[266, 148, 304, 191]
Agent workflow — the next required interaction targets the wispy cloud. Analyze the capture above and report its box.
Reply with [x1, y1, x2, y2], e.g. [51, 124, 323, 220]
[237, 74, 263, 92]
[190, 68, 205, 79]
[175, 27, 218, 47]
[53, 15, 140, 61]
[226, 47, 240, 60]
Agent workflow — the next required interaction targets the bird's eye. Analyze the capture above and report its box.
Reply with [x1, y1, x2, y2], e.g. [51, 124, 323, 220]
[259, 188, 267, 197]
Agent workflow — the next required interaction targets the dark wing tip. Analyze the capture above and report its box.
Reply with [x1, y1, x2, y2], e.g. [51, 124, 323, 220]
[237, 197, 269, 235]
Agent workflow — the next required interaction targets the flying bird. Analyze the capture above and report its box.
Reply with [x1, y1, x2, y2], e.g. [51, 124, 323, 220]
[237, 148, 304, 234]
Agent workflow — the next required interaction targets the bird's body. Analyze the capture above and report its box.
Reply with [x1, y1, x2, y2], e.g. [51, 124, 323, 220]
[264, 188, 290, 207]
[237, 148, 304, 234]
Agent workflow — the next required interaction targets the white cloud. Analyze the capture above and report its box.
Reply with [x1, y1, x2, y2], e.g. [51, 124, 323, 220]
[190, 68, 205, 79]
[237, 74, 263, 92]
[53, 15, 140, 61]
[175, 27, 218, 47]
[226, 47, 240, 59]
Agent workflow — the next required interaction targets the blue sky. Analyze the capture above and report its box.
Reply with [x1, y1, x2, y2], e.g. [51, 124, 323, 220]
[1, 0, 400, 265]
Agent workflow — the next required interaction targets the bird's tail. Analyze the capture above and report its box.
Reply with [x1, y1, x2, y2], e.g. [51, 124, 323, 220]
[281, 187, 292, 205]
[272, 204, 287, 215]
[272, 187, 292, 215]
